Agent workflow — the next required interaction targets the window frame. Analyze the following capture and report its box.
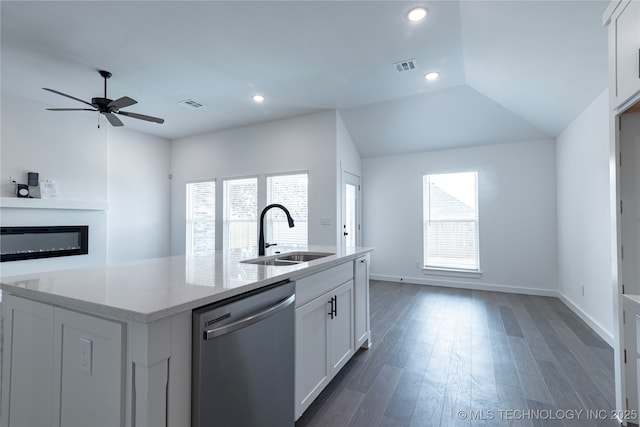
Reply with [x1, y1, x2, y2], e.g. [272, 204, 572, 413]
[222, 175, 259, 252]
[422, 169, 481, 276]
[265, 171, 309, 248]
[185, 179, 217, 255]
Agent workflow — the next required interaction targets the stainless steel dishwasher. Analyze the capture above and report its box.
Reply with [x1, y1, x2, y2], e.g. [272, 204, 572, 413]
[192, 280, 295, 427]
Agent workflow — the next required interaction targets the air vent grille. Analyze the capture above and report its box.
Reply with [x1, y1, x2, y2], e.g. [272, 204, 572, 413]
[394, 59, 417, 73]
[178, 99, 204, 109]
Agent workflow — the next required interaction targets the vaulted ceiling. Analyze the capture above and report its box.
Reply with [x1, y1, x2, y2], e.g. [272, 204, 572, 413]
[1, 1, 609, 158]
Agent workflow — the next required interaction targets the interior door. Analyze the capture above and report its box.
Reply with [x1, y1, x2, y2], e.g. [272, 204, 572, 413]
[341, 172, 360, 252]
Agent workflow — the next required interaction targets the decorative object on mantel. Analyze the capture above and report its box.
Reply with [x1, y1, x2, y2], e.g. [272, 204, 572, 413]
[43, 70, 165, 128]
[12, 171, 39, 198]
[40, 180, 58, 199]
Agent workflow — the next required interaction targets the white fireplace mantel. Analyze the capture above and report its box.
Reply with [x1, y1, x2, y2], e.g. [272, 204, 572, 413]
[0, 197, 108, 211]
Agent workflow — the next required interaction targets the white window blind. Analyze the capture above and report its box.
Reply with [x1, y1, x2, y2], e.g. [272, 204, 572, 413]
[186, 181, 216, 255]
[423, 171, 479, 270]
[266, 173, 308, 247]
[223, 177, 257, 251]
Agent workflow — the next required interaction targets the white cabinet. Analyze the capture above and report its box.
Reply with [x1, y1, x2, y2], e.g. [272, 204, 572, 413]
[609, 0, 640, 109]
[1, 296, 55, 427]
[54, 308, 125, 427]
[1, 294, 125, 427]
[294, 262, 355, 420]
[328, 280, 355, 373]
[354, 254, 371, 349]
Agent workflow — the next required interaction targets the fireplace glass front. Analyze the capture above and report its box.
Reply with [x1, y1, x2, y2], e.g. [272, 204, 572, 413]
[0, 226, 89, 262]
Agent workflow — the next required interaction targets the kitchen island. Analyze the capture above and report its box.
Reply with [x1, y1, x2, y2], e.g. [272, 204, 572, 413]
[0, 246, 373, 427]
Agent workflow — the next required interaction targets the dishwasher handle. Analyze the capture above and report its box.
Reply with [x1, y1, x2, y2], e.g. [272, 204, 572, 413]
[204, 294, 295, 340]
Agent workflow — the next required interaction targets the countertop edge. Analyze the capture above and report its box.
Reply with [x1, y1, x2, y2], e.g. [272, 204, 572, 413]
[623, 294, 640, 312]
[1, 248, 374, 323]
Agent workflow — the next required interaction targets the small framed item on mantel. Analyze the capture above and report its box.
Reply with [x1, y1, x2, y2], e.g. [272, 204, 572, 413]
[40, 180, 58, 199]
[15, 183, 29, 198]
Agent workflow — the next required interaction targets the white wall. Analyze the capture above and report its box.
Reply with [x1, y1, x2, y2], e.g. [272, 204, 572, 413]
[0, 93, 171, 276]
[1, 93, 108, 200]
[363, 139, 558, 295]
[556, 89, 613, 343]
[107, 127, 171, 263]
[170, 111, 338, 255]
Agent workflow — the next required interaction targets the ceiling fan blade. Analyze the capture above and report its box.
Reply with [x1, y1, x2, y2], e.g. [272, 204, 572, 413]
[108, 96, 137, 110]
[103, 112, 124, 127]
[43, 88, 94, 107]
[47, 108, 97, 111]
[117, 111, 165, 124]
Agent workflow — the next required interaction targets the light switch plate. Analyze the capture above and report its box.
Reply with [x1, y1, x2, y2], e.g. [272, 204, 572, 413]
[80, 337, 92, 375]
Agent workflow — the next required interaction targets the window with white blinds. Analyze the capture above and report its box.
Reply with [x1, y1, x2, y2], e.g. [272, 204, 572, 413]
[266, 173, 308, 247]
[423, 171, 479, 271]
[186, 181, 216, 255]
[223, 177, 257, 251]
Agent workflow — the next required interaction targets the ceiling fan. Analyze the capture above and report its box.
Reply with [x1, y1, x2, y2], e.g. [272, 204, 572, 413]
[43, 70, 164, 127]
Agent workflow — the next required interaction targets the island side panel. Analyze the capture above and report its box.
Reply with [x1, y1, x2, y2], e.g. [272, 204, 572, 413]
[1, 294, 55, 427]
[129, 311, 191, 427]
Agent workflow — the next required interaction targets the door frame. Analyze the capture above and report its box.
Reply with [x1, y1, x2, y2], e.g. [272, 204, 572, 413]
[341, 170, 361, 253]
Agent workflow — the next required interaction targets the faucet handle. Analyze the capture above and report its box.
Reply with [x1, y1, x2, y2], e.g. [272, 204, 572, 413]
[265, 242, 278, 249]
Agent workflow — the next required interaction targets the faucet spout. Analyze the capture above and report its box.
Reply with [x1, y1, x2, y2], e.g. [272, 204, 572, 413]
[259, 204, 295, 256]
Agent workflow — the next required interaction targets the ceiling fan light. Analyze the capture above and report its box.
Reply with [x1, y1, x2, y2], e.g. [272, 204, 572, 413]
[424, 72, 440, 81]
[407, 7, 428, 22]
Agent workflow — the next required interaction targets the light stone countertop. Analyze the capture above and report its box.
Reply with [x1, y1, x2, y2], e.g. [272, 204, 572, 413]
[0, 245, 373, 323]
[624, 294, 640, 312]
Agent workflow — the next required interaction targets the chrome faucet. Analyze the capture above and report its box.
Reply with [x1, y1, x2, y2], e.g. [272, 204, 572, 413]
[259, 204, 295, 256]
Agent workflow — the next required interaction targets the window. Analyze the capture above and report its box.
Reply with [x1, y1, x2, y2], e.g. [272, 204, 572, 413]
[423, 171, 479, 271]
[186, 181, 216, 255]
[266, 173, 308, 247]
[223, 177, 258, 251]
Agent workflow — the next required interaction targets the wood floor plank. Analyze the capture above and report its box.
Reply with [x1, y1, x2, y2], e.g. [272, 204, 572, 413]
[348, 364, 403, 427]
[409, 379, 447, 427]
[507, 336, 554, 405]
[383, 368, 425, 424]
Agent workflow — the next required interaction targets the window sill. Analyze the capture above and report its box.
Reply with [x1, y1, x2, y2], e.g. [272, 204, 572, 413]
[421, 267, 483, 279]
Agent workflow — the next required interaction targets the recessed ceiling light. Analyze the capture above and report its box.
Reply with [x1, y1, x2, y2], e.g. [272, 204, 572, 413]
[252, 94, 265, 103]
[407, 7, 428, 22]
[424, 72, 439, 81]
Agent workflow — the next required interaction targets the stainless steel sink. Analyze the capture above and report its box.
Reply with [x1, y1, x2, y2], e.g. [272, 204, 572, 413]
[241, 251, 334, 266]
[275, 252, 334, 262]
[249, 259, 300, 266]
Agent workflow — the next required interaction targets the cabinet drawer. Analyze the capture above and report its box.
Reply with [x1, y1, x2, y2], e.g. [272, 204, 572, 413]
[295, 262, 353, 307]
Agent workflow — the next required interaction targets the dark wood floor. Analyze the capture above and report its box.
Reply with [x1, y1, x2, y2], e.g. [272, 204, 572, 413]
[296, 280, 620, 427]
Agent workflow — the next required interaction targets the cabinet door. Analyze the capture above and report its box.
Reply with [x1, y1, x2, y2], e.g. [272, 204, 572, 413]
[329, 280, 354, 373]
[1, 295, 55, 427]
[295, 294, 331, 419]
[53, 308, 125, 427]
[354, 255, 371, 349]
[612, 0, 640, 108]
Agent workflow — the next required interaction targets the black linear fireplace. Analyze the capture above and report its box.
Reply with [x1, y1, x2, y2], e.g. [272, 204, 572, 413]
[0, 226, 89, 262]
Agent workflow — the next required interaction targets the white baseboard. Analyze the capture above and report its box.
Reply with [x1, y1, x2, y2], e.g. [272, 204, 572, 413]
[370, 274, 557, 297]
[370, 274, 614, 347]
[557, 291, 614, 347]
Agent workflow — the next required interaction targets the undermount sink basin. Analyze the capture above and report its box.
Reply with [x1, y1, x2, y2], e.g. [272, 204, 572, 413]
[241, 251, 334, 266]
[249, 259, 301, 266]
[276, 252, 334, 262]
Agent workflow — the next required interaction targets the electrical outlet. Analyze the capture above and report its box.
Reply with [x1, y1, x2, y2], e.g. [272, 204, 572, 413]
[80, 337, 92, 375]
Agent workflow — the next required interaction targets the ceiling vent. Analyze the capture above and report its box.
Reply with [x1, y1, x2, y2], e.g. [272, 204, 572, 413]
[394, 59, 417, 73]
[178, 99, 204, 109]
